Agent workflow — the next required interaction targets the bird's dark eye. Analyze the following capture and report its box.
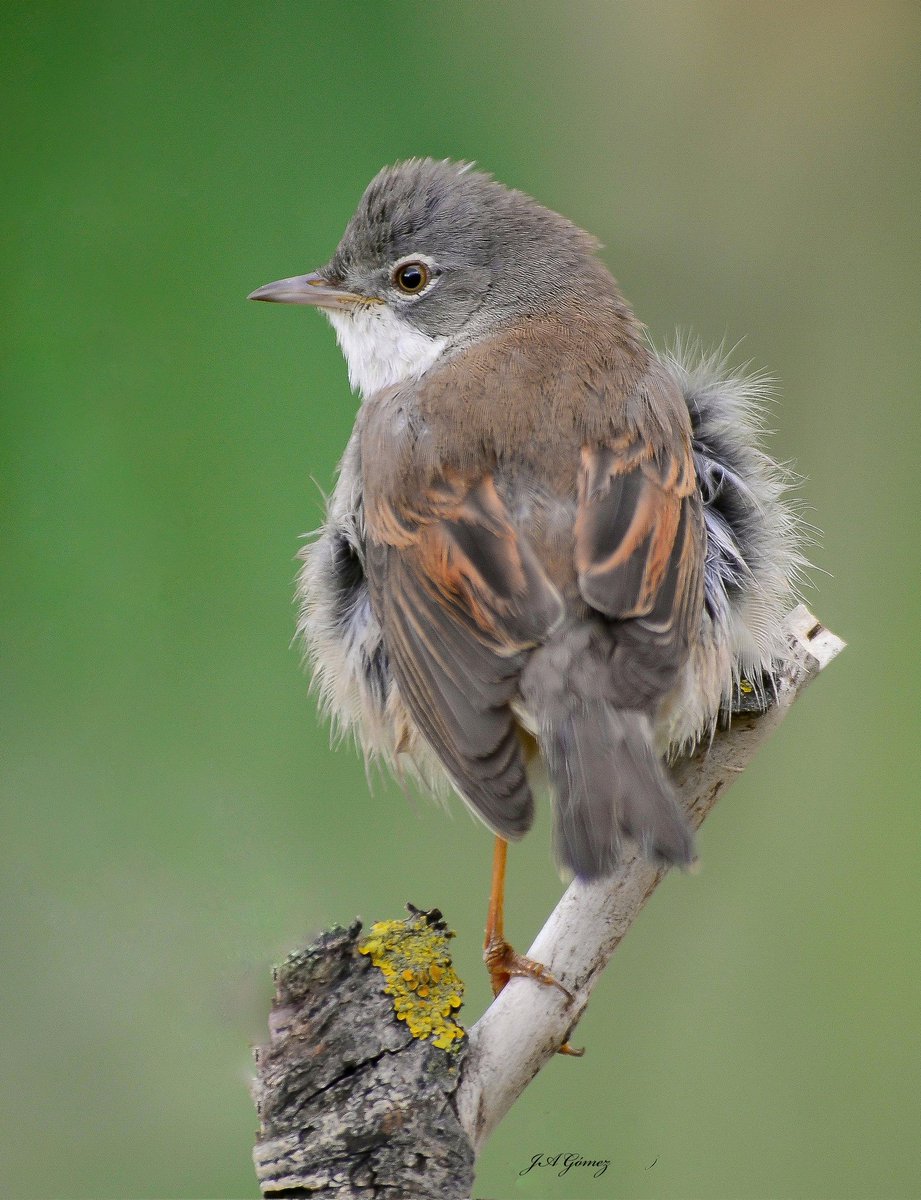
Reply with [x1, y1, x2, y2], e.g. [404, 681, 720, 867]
[393, 261, 429, 294]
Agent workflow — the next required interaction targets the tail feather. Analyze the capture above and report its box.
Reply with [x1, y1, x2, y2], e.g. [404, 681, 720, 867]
[544, 707, 694, 880]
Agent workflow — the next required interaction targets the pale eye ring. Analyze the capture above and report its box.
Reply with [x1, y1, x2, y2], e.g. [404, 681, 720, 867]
[392, 260, 430, 294]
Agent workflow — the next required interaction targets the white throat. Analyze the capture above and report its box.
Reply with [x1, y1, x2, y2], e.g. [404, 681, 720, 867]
[325, 305, 448, 399]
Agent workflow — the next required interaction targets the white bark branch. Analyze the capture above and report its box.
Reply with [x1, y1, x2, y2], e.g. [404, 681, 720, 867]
[456, 603, 845, 1153]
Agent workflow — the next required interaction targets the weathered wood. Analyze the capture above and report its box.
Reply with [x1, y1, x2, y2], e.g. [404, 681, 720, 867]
[253, 915, 474, 1198]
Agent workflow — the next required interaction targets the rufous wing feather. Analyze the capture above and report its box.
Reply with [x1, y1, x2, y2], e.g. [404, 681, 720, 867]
[575, 437, 703, 694]
[365, 472, 563, 839]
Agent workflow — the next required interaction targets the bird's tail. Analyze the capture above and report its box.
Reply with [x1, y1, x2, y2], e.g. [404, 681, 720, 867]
[541, 705, 695, 880]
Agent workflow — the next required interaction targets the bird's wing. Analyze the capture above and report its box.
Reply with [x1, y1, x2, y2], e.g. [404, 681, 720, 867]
[574, 432, 704, 704]
[365, 469, 563, 839]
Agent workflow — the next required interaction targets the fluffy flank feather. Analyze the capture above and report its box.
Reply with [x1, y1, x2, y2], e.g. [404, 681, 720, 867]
[295, 435, 460, 810]
[658, 338, 812, 751]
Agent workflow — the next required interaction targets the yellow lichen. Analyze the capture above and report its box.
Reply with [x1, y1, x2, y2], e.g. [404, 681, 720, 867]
[358, 909, 465, 1051]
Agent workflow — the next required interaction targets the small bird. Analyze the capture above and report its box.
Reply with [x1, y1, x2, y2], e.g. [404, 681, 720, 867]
[249, 159, 800, 994]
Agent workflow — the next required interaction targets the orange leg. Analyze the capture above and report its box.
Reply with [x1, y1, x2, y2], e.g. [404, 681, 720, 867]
[482, 835, 584, 1056]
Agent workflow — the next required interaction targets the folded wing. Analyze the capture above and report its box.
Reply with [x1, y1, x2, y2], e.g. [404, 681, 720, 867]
[365, 471, 563, 838]
[575, 435, 704, 705]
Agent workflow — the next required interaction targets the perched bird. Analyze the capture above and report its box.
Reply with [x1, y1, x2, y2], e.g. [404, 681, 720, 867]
[249, 159, 800, 992]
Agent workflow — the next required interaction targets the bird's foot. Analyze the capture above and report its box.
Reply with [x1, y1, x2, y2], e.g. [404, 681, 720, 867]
[483, 934, 572, 999]
[482, 935, 584, 1056]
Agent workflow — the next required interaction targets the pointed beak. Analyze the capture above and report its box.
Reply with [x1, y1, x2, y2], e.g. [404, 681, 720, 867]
[247, 270, 373, 309]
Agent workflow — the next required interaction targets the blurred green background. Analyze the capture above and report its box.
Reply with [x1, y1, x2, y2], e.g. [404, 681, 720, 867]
[2, 3, 919, 1197]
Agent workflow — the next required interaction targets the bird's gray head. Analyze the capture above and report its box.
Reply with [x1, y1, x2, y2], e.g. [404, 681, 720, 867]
[249, 158, 615, 398]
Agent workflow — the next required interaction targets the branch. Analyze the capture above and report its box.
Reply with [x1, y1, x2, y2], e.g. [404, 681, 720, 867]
[252, 604, 843, 1196]
[455, 604, 845, 1151]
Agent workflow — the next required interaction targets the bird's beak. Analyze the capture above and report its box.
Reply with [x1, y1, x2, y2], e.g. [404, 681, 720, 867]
[247, 270, 373, 309]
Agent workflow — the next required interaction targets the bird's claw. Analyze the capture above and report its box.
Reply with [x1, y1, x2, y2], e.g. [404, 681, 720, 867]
[483, 936, 573, 1002]
[483, 937, 584, 1056]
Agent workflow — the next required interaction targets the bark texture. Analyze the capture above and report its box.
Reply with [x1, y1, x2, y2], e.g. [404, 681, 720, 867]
[253, 917, 474, 1198]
